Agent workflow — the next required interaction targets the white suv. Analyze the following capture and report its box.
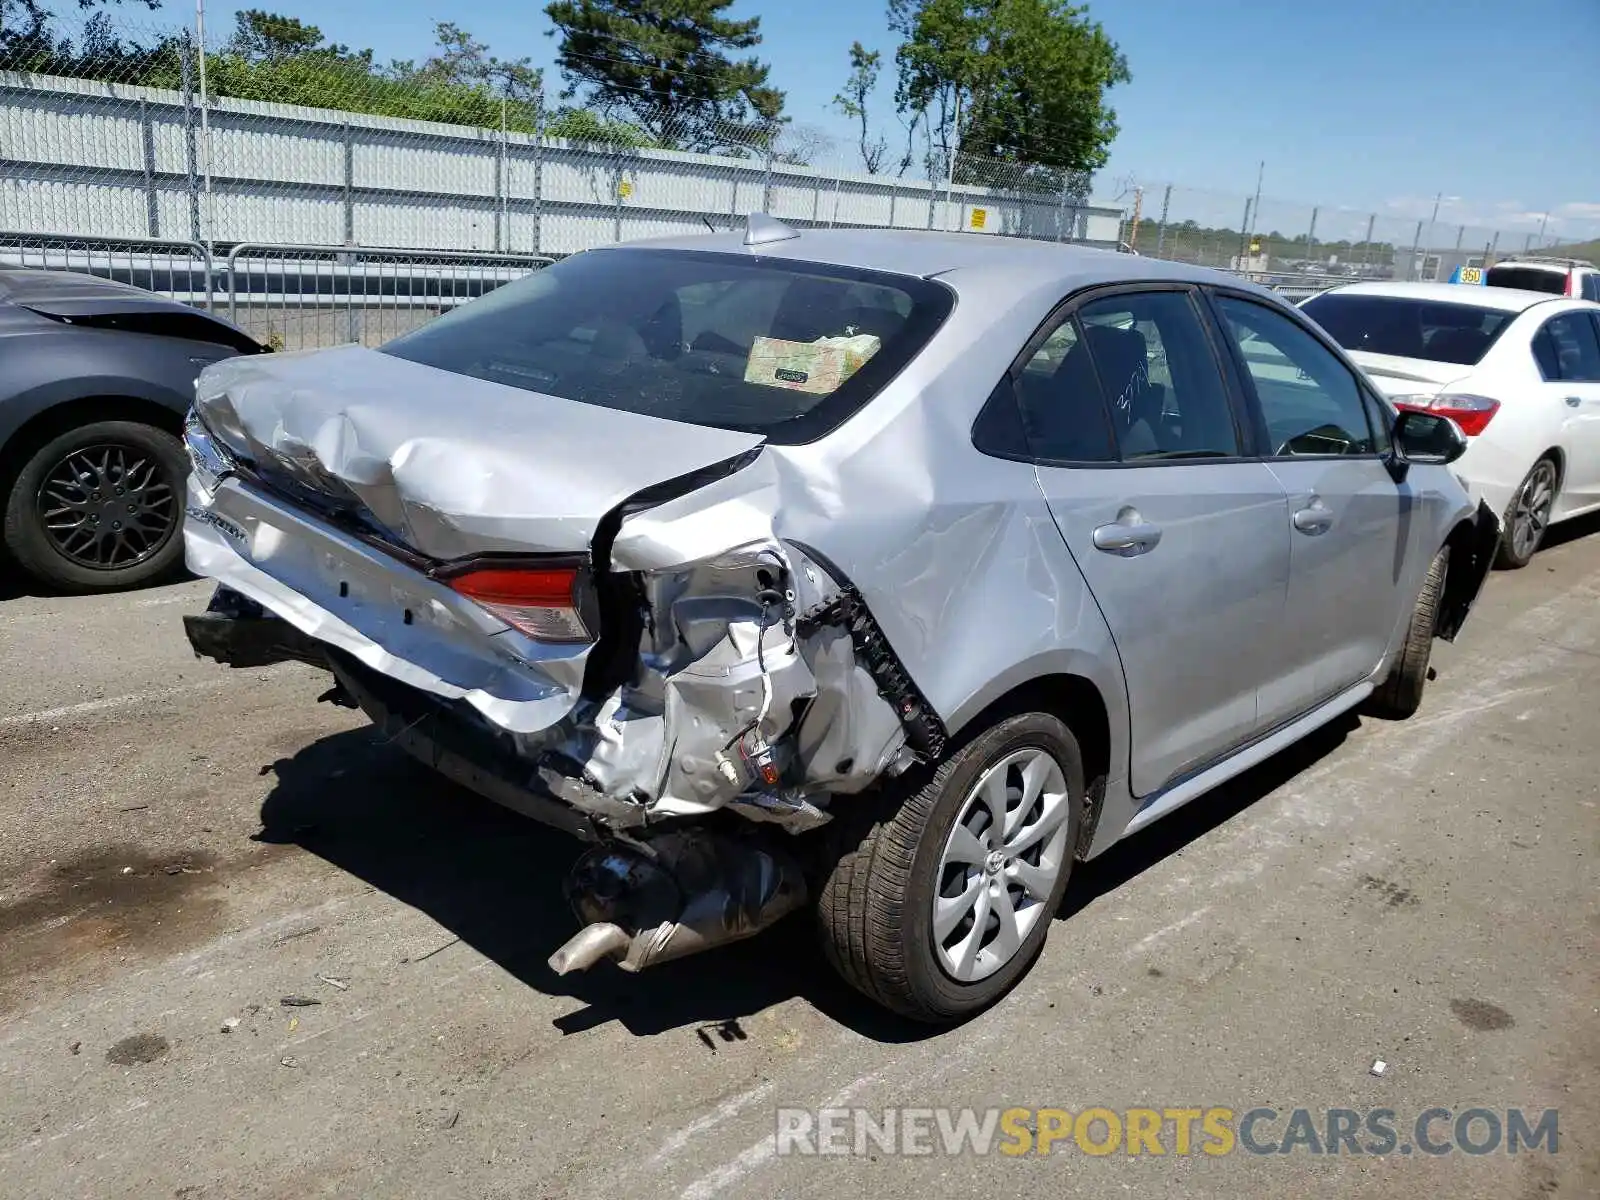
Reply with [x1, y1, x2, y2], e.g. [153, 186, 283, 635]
[1485, 256, 1600, 302]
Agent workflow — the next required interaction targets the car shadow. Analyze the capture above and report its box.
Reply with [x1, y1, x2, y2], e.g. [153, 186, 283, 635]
[1541, 508, 1600, 554]
[0, 564, 193, 601]
[255, 713, 1357, 1043]
[1057, 713, 1356, 922]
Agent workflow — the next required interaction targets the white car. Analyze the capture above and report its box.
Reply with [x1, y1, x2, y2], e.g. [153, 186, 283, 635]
[1300, 281, 1600, 567]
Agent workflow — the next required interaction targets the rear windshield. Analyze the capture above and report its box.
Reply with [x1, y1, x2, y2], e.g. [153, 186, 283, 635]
[380, 248, 953, 443]
[1299, 293, 1515, 365]
[1484, 265, 1567, 295]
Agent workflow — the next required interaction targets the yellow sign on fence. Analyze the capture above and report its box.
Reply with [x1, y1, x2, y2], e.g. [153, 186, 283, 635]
[970, 207, 988, 230]
[618, 180, 634, 200]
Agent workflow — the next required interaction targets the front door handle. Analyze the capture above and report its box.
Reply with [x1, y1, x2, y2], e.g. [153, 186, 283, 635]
[1292, 502, 1333, 535]
[1566, 395, 1583, 408]
[1092, 519, 1163, 556]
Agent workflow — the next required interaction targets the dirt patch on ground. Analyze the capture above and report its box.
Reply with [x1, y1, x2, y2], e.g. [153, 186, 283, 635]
[0, 842, 295, 1014]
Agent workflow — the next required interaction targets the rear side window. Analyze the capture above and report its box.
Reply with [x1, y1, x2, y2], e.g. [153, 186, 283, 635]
[380, 248, 953, 444]
[1299, 293, 1514, 365]
[1485, 266, 1567, 295]
[1011, 290, 1238, 463]
[1077, 292, 1240, 459]
[1534, 313, 1600, 383]
[1014, 317, 1118, 463]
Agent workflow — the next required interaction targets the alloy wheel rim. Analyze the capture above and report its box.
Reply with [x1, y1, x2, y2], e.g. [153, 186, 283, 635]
[35, 443, 178, 570]
[932, 746, 1072, 983]
[1511, 461, 1556, 560]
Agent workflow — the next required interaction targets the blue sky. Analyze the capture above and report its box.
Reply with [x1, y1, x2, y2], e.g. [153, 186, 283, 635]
[191, 0, 1599, 241]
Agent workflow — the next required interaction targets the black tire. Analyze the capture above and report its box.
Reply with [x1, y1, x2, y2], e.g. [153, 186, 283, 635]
[1366, 546, 1447, 720]
[1494, 456, 1559, 570]
[816, 712, 1083, 1023]
[2, 419, 188, 594]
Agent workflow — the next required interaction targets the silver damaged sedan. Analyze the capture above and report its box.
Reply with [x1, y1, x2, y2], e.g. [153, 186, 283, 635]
[182, 218, 1499, 1022]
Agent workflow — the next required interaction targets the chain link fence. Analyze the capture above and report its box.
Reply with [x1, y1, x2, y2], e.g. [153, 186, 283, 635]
[1, 10, 1120, 258]
[4, 9, 1592, 316]
[1115, 181, 1588, 295]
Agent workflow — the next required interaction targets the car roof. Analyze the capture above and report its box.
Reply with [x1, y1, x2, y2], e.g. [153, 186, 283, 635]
[1312, 280, 1564, 312]
[594, 226, 1281, 301]
[1491, 257, 1595, 271]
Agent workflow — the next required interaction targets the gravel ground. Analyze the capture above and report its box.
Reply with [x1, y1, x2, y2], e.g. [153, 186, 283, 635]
[1, 518, 1597, 1199]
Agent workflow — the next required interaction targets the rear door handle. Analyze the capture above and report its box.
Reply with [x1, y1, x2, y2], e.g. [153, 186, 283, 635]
[1292, 502, 1333, 535]
[1092, 520, 1163, 556]
[1566, 395, 1582, 408]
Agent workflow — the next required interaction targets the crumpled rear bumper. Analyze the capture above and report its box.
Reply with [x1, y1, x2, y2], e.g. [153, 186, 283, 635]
[185, 472, 588, 735]
[181, 584, 602, 839]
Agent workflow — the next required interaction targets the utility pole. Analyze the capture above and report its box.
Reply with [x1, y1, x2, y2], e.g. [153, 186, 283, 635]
[1249, 161, 1264, 240]
[1536, 211, 1549, 249]
[195, 0, 215, 253]
[1425, 191, 1442, 253]
[943, 92, 963, 233]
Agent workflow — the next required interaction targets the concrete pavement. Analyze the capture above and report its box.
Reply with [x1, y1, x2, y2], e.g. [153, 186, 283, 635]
[2, 519, 1596, 1199]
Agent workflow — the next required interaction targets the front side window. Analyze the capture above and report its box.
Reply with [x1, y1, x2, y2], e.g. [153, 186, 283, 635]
[1534, 312, 1600, 383]
[1215, 294, 1377, 457]
[380, 248, 952, 443]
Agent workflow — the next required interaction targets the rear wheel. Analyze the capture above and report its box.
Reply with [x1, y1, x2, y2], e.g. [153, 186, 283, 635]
[816, 712, 1082, 1023]
[2, 420, 187, 593]
[1495, 456, 1558, 570]
[1367, 547, 1447, 720]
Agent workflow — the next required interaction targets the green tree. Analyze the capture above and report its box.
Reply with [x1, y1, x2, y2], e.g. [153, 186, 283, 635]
[391, 21, 543, 107]
[889, 0, 1129, 187]
[226, 10, 333, 60]
[832, 41, 888, 174]
[1, 0, 172, 77]
[543, 0, 785, 153]
[7, 3, 650, 146]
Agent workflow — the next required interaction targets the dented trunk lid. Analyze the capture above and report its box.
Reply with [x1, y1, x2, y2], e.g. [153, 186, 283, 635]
[194, 345, 767, 560]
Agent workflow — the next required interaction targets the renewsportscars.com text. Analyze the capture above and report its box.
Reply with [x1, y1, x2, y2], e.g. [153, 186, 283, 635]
[774, 1106, 1560, 1158]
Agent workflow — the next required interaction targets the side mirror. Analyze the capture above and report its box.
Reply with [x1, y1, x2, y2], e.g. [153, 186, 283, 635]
[1392, 408, 1468, 466]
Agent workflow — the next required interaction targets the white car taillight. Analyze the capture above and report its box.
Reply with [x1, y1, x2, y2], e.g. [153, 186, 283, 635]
[445, 566, 593, 643]
[1390, 393, 1500, 437]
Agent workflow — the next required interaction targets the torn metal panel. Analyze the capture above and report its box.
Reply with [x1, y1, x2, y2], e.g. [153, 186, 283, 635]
[193, 346, 764, 559]
[790, 624, 907, 793]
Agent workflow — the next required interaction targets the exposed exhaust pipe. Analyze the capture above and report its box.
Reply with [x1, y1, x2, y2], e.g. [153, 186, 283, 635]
[547, 831, 807, 975]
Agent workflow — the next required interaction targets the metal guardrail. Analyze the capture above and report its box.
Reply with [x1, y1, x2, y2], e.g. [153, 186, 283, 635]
[0, 233, 215, 309]
[3, 231, 1355, 351]
[221, 243, 552, 350]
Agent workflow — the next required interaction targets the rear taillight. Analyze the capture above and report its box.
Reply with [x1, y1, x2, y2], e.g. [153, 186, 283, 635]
[446, 566, 592, 643]
[1392, 393, 1500, 437]
[1564, 271, 1576, 297]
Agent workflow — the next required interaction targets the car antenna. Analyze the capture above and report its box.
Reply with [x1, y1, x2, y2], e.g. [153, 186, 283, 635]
[701, 216, 716, 233]
[743, 213, 800, 247]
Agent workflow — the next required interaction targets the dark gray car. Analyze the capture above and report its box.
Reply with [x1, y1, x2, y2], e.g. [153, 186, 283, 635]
[0, 269, 265, 591]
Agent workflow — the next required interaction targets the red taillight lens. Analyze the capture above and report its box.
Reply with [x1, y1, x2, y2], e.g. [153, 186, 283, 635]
[1394, 393, 1500, 437]
[1564, 271, 1575, 297]
[447, 566, 592, 643]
